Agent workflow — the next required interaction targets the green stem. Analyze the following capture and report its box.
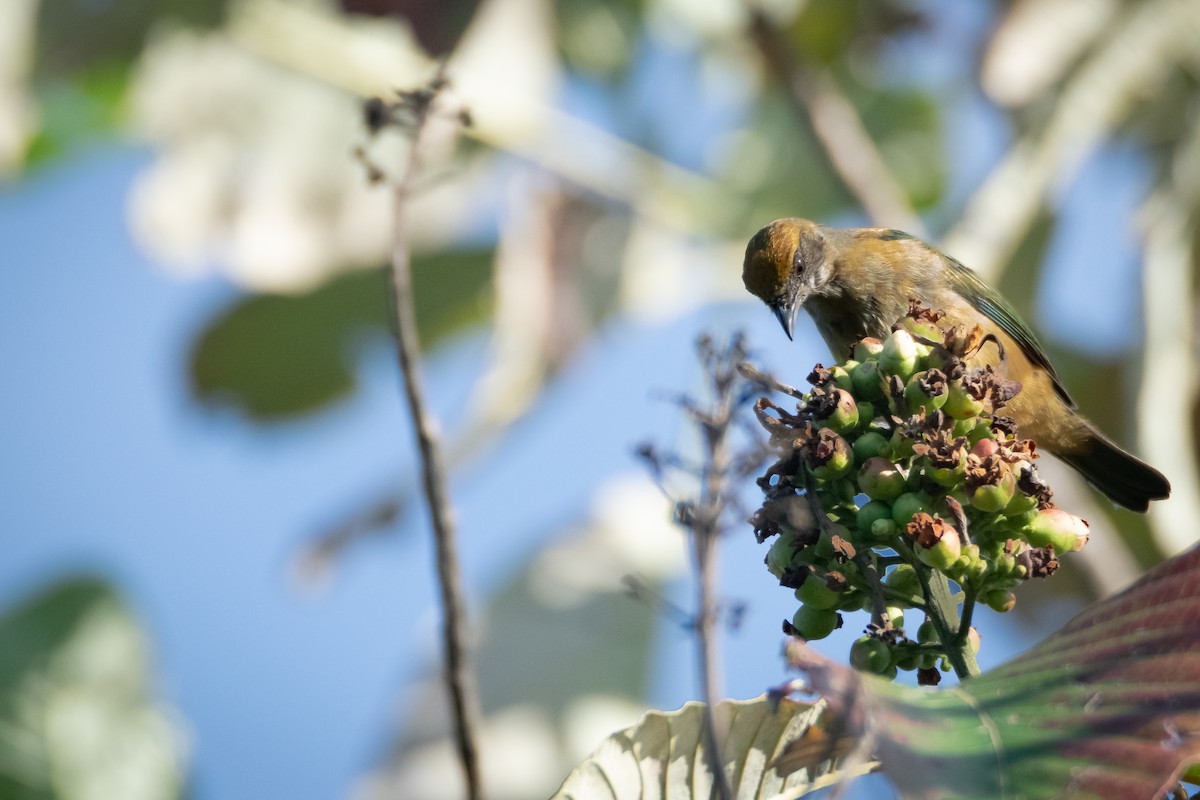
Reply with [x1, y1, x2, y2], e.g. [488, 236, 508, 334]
[893, 540, 979, 679]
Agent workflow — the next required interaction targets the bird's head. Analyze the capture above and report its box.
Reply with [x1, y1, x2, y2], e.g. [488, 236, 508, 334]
[742, 218, 832, 340]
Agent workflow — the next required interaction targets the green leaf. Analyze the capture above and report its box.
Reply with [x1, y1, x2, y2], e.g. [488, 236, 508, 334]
[0, 578, 186, 800]
[24, 62, 132, 167]
[552, 696, 868, 799]
[189, 249, 492, 420]
[784, 543, 1200, 798]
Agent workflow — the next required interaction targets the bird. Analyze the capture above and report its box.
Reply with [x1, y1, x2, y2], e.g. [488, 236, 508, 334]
[742, 217, 1171, 512]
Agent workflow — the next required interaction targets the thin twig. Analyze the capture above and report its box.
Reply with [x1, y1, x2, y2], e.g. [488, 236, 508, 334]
[383, 71, 484, 799]
[745, 7, 924, 234]
[688, 337, 746, 800]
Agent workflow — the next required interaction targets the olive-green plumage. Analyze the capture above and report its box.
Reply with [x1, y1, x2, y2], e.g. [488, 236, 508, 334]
[743, 217, 1170, 512]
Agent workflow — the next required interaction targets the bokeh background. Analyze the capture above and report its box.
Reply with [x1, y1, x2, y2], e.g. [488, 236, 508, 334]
[3, 0, 1200, 798]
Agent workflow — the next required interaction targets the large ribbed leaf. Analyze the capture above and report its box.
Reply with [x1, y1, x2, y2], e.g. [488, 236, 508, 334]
[552, 696, 870, 800]
[784, 543, 1200, 799]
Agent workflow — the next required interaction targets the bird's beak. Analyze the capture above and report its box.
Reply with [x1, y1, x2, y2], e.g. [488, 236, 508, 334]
[771, 300, 799, 341]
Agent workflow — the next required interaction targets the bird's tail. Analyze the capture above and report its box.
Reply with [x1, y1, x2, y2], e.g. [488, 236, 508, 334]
[1058, 424, 1170, 513]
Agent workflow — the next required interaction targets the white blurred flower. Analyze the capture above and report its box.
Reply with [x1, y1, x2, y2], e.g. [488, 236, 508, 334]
[529, 474, 687, 610]
[126, 20, 409, 292]
[0, 0, 39, 176]
[357, 705, 562, 800]
[125, 0, 560, 294]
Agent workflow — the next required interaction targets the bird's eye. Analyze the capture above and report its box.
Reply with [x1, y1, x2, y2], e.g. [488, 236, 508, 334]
[792, 248, 805, 274]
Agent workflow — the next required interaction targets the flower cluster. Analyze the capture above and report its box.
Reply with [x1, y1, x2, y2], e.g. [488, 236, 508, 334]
[749, 303, 1089, 682]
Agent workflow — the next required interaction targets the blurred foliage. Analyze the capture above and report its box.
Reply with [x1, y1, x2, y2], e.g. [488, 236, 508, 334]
[0, 578, 186, 800]
[553, 0, 643, 78]
[24, 62, 130, 167]
[786, 0, 927, 64]
[34, 0, 229, 78]
[190, 249, 493, 419]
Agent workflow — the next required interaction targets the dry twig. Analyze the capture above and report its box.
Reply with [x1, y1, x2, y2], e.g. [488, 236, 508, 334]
[745, 8, 924, 234]
[374, 70, 484, 799]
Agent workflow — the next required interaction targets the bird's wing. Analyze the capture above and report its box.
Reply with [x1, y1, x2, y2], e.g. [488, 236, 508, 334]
[942, 253, 1076, 408]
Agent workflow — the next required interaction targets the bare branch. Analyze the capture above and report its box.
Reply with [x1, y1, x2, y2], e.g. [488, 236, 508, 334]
[378, 71, 484, 800]
[687, 335, 752, 800]
[745, 8, 924, 234]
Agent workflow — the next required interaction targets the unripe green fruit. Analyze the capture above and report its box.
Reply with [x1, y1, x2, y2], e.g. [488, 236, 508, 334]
[891, 492, 931, 525]
[815, 389, 859, 434]
[888, 428, 916, 460]
[853, 338, 884, 362]
[810, 434, 853, 481]
[794, 575, 840, 610]
[895, 650, 920, 672]
[923, 459, 965, 488]
[870, 518, 899, 542]
[851, 359, 885, 401]
[856, 500, 893, 537]
[917, 528, 961, 571]
[859, 457, 906, 502]
[854, 401, 878, 429]
[943, 383, 985, 420]
[904, 370, 948, 413]
[968, 470, 1017, 513]
[791, 605, 840, 641]
[850, 635, 893, 674]
[853, 431, 891, 464]
[885, 604, 905, 630]
[952, 416, 978, 438]
[880, 330, 920, 379]
[884, 564, 921, 596]
[831, 364, 854, 393]
[916, 619, 938, 644]
[983, 589, 1016, 613]
[1004, 489, 1038, 517]
[967, 424, 996, 446]
[901, 316, 943, 344]
[1024, 508, 1089, 552]
[765, 536, 799, 579]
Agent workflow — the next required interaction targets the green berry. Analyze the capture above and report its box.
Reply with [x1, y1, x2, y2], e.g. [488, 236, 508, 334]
[791, 605, 840, 641]
[870, 518, 899, 542]
[1024, 508, 1089, 552]
[858, 457, 906, 502]
[884, 564, 921, 597]
[855, 500, 893, 537]
[917, 527, 961, 571]
[903, 369, 948, 413]
[880, 330, 920, 379]
[968, 470, 1016, 513]
[852, 431, 891, 465]
[983, 589, 1016, 613]
[815, 388, 860, 434]
[891, 492, 931, 525]
[809, 430, 853, 481]
[795, 574, 840, 610]
[850, 635, 893, 674]
[851, 359, 886, 401]
[765, 536, 800, 579]
[853, 338, 884, 362]
[943, 382, 985, 420]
